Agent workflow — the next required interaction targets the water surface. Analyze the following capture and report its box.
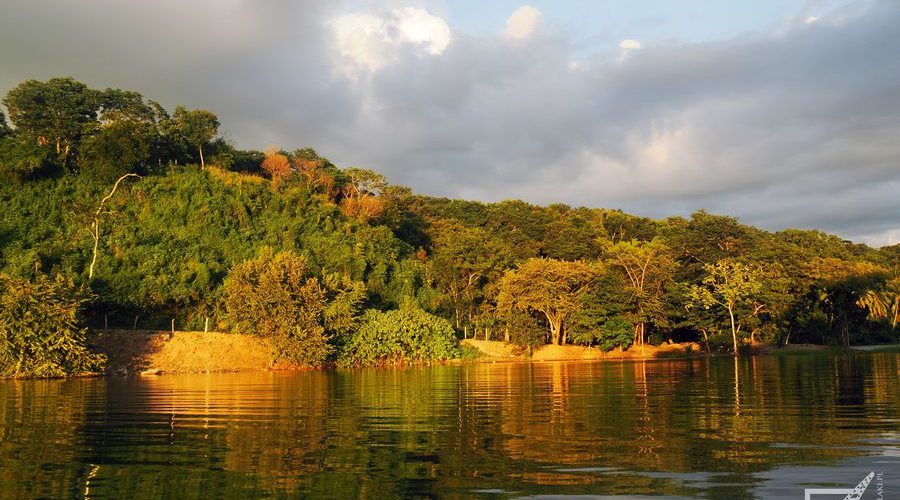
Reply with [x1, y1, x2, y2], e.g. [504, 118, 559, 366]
[1, 352, 897, 498]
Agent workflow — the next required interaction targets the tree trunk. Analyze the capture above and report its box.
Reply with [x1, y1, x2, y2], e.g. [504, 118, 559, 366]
[198, 144, 205, 169]
[549, 317, 561, 345]
[728, 305, 738, 355]
[88, 173, 140, 279]
[88, 220, 100, 279]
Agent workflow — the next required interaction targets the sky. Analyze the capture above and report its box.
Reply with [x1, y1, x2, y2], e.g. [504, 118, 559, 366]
[1, 0, 898, 247]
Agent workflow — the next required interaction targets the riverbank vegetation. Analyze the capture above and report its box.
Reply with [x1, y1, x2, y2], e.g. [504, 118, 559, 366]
[1, 77, 897, 376]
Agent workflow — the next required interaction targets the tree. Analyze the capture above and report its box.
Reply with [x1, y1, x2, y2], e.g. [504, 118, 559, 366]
[0, 111, 10, 139]
[602, 238, 676, 346]
[0, 273, 105, 378]
[261, 147, 292, 186]
[173, 106, 219, 169]
[340, 168, 387, 223]
[292, 148, 336, 196]
[857, 277, 899, 330]
[690, 259, 763, 354]
[223, 248, 332, 366]
[570, 315, 634, 351]
[805, 257, 888, 346]
[502, 308, 545, 355]
[428, 221, 513, 330]
[0, 132, 54, 181]
[80, 118, 154, 180]
[497, 258, 601, 345]
[342, 167, 387, 199]
[3, 77, 99, 167]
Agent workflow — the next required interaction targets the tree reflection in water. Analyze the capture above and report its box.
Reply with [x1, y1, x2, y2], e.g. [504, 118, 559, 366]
[0, 351, 897, 498]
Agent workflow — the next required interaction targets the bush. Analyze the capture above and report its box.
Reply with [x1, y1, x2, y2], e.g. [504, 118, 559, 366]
[223, 248, 332, 366]
[504, 310, 545, 356]
[338, 307, 459, 367]
[0, 273, 105, 378]
[597, 316, 635, 351]
[569, 315, 634, 351]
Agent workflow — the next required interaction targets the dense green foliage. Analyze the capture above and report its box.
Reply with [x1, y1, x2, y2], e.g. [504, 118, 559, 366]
[223, 249, 351, 366]
[338, 307, 459, 367]
[0, 273, 104, 377]
[0, 76, 897, 374]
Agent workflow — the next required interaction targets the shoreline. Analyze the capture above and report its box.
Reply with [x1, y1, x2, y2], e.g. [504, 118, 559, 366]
[2, 330, 890, 380]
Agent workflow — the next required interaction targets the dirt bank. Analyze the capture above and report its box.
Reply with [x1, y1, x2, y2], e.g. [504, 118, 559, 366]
[463, 339, 704, 362]
[90, 330, 285, 375]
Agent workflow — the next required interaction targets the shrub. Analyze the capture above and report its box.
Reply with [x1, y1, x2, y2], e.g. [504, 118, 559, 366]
[338, 307, 459, 367]
[223, 248, 332, 366]
[504, 310, 546, 356]
[570, 315, 634, 352]
[0, 273, 105, 378]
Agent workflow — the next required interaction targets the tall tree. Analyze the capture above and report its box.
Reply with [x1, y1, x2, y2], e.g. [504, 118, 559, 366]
[690, 259, 763, 354]
[429, 221, 513, 330]
[602, 238, 676, 346]
[3, 77, 99, 167]
[497, 258, 600, 345]
[172, 106, 219, 169]
[805, 257, 888, 346]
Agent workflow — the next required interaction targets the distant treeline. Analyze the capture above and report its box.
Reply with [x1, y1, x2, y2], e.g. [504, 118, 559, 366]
[0, 77, 897, 377]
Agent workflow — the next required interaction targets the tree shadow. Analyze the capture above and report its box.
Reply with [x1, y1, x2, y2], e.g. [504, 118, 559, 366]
[88, 329, 170, 374]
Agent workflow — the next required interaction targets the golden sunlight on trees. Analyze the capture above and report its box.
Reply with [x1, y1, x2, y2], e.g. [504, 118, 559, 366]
[293, 152, 335, 197]
[602, 238, 676, 347]
[172, 106, 219, 169]
[0, 274, 105, 377]
[223, 248, 332, 366]
[690, 259, 762, 354]
[340, 167, 386, 223]
[857, 277, 900, 330]
[497, 258, 602, 345]
[261, 146, 291, 187]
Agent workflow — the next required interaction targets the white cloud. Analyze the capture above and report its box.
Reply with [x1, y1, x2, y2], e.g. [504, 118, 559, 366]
[617, 39, 643, 62]
[504, 5, 541, 39]
[619, 39, 642, 50]
[332, 7, 450, 74]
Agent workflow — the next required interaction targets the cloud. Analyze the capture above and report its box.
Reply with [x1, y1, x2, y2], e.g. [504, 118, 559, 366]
[503, 5, 541, 40]
[0, 1, 898, 246]
[332, 7, 450, 75]
[618, 39, 642, 50]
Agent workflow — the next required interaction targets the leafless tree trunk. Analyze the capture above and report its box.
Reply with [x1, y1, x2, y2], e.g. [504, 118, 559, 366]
[88, 173, 140, 279]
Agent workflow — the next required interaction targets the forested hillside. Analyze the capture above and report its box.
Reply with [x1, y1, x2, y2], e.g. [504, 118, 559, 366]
[1, 77, 897, 376]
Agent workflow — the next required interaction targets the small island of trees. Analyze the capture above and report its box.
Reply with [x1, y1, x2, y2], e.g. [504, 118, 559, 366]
[0, 77, 897, 378]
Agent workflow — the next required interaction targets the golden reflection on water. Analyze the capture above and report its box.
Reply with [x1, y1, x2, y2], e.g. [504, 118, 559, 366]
[0, 352, 898, 498]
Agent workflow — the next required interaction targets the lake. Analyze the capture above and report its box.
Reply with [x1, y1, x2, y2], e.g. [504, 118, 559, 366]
[1, 351, 897, 499]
